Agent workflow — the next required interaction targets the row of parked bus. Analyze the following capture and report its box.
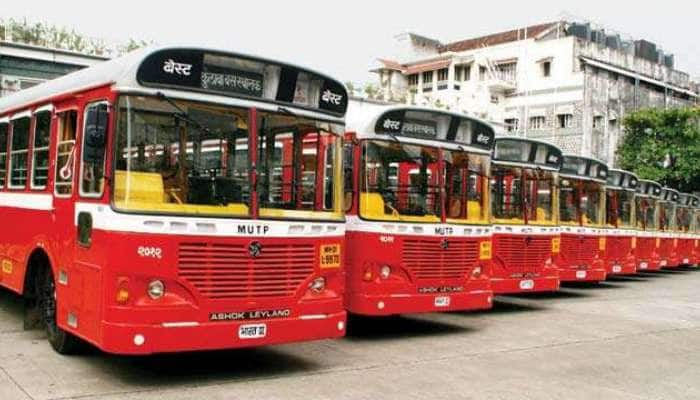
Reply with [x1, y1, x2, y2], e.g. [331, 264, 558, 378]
[0, 46, 697, 356]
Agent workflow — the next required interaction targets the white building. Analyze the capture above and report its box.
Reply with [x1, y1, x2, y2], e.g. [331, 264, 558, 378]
[372, 21, 698, 165]
[0, 41, 107, 97]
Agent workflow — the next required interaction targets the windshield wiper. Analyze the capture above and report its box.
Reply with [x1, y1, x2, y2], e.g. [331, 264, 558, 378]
[155, 91, 213, 135]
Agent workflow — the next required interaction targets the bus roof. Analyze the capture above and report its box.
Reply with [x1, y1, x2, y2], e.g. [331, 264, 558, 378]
[607, 169, 639, 191]
[345, 99, 495, 153]
[492, 137, 563, 171]
[660, 187, 680, 203]
[636, 179, 663, 198]
[678, 193, 700, 208]
[560, 154, 608, 183]
[0, 46, 348, 118]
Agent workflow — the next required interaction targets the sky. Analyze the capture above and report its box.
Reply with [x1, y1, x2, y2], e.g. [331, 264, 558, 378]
[3, 0, 699, 86]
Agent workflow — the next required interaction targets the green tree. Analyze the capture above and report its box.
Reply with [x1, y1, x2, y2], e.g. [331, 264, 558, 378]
[617, 107, 700, 191]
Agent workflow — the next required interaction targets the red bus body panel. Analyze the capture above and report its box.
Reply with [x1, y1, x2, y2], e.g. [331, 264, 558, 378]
[344, 229, 493, 316]
[490, 230, 560, 294]
[636, 236, 663, 271]
[604, 233, 637, 276]
[555, 230, 607, 282]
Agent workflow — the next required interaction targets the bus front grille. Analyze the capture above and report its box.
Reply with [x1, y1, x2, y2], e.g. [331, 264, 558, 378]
[606, 236, 632, 261]
[560, 235, 599, 268]
[402, 238, 479, 280]
[494, 236, 551, 274]
[178, 242, 315, 299]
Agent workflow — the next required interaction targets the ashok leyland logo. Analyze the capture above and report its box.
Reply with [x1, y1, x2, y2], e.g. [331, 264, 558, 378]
[440, 238, 450, 250]
[248, 241, 262, 258]
[163, 59, 193, 76]
[321, 89, 343, 105]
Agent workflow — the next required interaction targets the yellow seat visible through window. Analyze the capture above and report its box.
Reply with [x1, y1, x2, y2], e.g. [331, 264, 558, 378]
[114, 170, 165, 204]
[468, 200, 482, 220]
[361, 192, 391, 220]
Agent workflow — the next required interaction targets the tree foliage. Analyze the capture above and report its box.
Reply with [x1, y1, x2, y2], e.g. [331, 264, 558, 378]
[0, 18, 150, 57]
[617, 107, 700, 191]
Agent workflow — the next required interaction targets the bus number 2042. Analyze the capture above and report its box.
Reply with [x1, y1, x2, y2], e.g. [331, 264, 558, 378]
[137, 246, 163, 259]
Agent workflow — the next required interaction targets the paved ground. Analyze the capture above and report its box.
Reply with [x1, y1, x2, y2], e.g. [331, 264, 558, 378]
[1, 268, 699, 400]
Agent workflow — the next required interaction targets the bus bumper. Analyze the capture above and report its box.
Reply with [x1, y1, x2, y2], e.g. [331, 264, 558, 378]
[606, 260, 637, 276]
[99, 311, 347, 355]
[558, 268, 607, 282]
[490, 276, 559, 295]
[345, 290, 493, 316]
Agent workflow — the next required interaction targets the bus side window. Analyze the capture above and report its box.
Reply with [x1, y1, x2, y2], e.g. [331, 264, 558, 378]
[55, 111, 78, 196]
[31, 110, 52, 190]
[0, 122, 8, 188]
[343, 141, 353, 212]
[80, 102, 109, 197]
[9, 116, 30, 189]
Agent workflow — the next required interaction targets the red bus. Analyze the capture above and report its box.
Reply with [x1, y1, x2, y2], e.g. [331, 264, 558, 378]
[675, 193, 697, 266]
[691, 201, 700, 267]
[658, 187, 680, 268]
[489, 138, 561, 294]
[0, 46, 349, 354]
[634, 180, 663, 271]
[343, 102, 494, 315]
[556, 155, 608, 282]
[604, 169, 639, 276]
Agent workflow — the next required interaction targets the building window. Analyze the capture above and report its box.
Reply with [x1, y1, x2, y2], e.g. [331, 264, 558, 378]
[408, 74, 419, 87]
[455, 67, 463, 82]
[437, 68, 448, 82]
[557, 114, 574, 129]
[463, 65, 471, 81]
[609, 119, 618, 131]
[422, 71, 433, 84]
[9, 116, 30, 188]
[496, 62, 517, 82]
[491, 95, 499, 104]
[542, 61, 552, 77]
[479, 66, 487, 81]
[31, 111, 52, 190]
[55, 111, 78, 196]
[504, 118, 519, 133]
[529, 116, 546, 130]
[0, 122, 8, 188]
[593, 116, 604, 129]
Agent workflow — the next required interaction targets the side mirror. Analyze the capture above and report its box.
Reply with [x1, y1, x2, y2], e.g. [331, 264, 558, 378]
[83, 103, 109, 163]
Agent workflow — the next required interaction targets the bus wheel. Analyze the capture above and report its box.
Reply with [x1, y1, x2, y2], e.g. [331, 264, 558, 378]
[37, 267, 80, 354]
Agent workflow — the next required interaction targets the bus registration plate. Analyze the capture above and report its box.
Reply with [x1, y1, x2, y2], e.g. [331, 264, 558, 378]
[639, 262, 648, 270]
[434, 296, 450, 307]
[519, 280, 534, 290]
[576, 270, 587, 279]
[660, 260, 667, 267]
[683, 258, 690, 264]
[238, 324, 267, 339]
[612, 265, 622, 273]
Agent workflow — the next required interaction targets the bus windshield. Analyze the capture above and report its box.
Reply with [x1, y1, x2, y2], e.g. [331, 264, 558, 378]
[635, 197, 657, 230]
[559, 178, 578, 225]
[360, 140, 441, 222]
[581, 181, 604, 227]
[606, 189, 634, 228]
[490, 165, 556, 225]
[113, 95, 343, 220]
[676, 206, 691, 232]
[659, 201, 675, 231]
[256, 111, 343, 220]
[444, 151, 489, 224]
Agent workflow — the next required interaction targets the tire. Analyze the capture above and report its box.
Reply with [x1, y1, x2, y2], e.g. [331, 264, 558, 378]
[37, 267, 81, 355]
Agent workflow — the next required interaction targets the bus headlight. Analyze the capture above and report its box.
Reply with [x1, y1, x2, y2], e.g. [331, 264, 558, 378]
[379, 265, 391, 279]
[147, 280, 165, 300]
[309, 277, 326, 293]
